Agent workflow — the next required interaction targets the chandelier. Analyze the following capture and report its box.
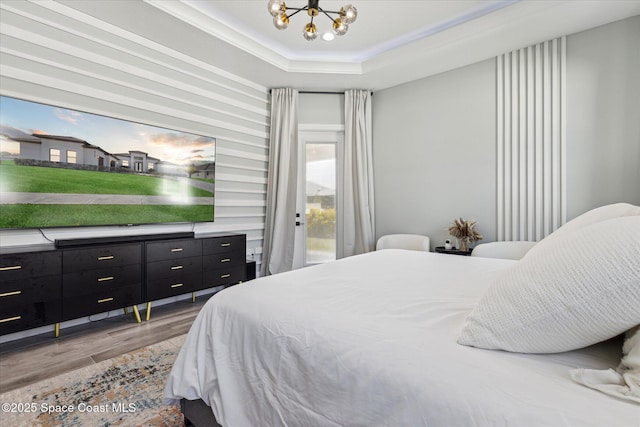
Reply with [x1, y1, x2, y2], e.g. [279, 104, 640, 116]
[267, 0, 358, 41]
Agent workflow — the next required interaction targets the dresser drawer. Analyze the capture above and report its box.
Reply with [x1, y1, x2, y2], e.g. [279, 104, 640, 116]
[146, 239, 202, 262]
[202, 235, 245, 255]
[203, 252, 245, 272]
[0, 251, 61, 282]
[146, 256, 202, 282]
[0, 275, 61, 304]
[63, 244, 142, 272]
[63, 264, 142, 297]
[0, 300, 62, 335]
[62, 285, 142, 320]
[203, 265, 246, 288]
[146, 273, 200, 301]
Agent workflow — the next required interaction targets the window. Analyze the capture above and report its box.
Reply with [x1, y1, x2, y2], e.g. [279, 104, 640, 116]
[305, 143, 337, 263]
[50, 148, 60, 162]
[67, 150, 77, 164]
[294, 129, 343, 269]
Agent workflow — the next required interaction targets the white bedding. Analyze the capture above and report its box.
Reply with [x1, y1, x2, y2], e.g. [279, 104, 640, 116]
[164, 250, 640, 426]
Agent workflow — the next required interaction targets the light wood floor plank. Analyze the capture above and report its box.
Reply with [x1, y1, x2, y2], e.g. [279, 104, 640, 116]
[0, 298, 207, 393]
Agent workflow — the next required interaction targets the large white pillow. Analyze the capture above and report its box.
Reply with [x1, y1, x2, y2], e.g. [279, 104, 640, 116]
[458, 215, 640, 353]
[538, 202, 640, 244]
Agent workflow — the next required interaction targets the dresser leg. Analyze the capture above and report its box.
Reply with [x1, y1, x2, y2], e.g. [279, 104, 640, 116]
[54, 323, 60, 337]
[123, 307, 129, 315]
[132, 305, 141, 323]
[192, 292, 196, 303]
[146, 302, 152, 321]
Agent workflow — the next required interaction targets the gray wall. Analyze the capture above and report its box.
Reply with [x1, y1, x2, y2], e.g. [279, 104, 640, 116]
[566, 16, 640, 218]
[299, 93, 344, 125]
[373, 16, 640, 248]
[373, 59, 496, 248]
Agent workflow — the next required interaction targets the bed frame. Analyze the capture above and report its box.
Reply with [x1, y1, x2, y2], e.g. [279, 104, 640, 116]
[181, 399, 221, 427]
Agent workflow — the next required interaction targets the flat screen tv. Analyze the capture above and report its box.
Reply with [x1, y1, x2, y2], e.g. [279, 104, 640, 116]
[0, 96, 215, 229]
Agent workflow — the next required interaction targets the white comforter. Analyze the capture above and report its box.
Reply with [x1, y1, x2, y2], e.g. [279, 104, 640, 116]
[164, 250, 640, 426]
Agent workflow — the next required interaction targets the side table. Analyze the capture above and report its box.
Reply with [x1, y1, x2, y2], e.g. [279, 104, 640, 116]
[434, 246, 472, 256]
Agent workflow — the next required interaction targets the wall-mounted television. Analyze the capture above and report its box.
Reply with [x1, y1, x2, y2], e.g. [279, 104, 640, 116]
[0, 96, 215, 229]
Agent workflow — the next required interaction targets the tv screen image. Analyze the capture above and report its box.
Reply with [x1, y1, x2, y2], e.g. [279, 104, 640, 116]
[0, 96, 215, 229]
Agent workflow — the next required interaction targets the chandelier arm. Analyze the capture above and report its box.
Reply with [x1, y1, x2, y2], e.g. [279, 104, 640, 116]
[317, 7, 339, 23]
[286, 7, 308, 18]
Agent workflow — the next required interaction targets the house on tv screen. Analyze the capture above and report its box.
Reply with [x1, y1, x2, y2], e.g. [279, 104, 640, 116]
[10, 133, 199, 177]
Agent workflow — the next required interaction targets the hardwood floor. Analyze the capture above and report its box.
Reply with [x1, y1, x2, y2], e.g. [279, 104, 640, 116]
[0, 298, 207, 393]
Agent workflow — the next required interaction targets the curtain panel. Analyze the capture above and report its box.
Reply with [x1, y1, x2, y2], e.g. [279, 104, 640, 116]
[343, 89, 376, 257]
[261, 88, 299, 276]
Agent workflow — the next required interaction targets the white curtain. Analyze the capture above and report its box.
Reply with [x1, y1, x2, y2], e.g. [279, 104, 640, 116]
[261, 88, 299, 276]
[342, 89, 375, 257]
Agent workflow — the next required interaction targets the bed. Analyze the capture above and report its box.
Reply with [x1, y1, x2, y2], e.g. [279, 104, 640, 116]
[164, 243, 640, 426]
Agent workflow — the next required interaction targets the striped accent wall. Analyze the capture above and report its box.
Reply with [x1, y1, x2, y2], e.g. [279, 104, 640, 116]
[496, 37, 566, 242]
[0, 1, 268, 267]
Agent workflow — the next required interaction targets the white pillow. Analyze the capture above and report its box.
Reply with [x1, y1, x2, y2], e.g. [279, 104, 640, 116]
[537, 202, 640, 245]
[458, 215, 640, 353]
[570, 326, 640, 403]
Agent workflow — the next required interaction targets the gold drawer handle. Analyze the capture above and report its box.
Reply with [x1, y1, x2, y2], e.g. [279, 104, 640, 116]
[171, 265, 184, 270]
[171, 283, 184, 288]
[98, 297, 114, 303]
[170, 248, 183, 252]
[220, 274, 231, 279]
[221, 258, 231, 263]
[97, 256, 114, 261]
[0, 315, 21, 323]
[0, 265, 22, 271]
[0, 290, 22, 297]
[220, 243, 231, 247]
[98, 276, 114, 282]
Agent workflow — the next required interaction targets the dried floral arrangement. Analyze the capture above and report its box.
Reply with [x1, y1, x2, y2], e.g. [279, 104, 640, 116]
[448, 218, 483, 251]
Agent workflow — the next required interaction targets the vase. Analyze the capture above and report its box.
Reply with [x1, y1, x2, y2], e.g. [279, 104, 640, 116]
[459, 238, 469, 252]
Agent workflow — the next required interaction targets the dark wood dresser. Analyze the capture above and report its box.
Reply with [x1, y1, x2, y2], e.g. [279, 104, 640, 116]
[0, 232, 249, 337]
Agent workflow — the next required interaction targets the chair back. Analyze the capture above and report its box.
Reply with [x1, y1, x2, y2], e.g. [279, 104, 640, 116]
[376, 234, 431, 251]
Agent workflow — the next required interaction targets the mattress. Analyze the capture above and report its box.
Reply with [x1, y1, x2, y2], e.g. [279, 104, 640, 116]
[164, 249, 639, 426]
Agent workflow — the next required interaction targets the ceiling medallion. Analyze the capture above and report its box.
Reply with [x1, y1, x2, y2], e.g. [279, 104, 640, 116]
[268, 0, 358, 41]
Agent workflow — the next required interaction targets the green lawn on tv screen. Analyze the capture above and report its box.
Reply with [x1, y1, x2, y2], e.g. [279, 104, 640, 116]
[0, 161, 214, 228]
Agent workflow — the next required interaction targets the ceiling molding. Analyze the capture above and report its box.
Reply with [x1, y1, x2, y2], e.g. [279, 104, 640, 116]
[147, 0, 523, 75]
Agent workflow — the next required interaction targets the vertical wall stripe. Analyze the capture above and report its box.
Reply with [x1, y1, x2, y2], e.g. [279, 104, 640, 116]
[496, 37, 566, 241]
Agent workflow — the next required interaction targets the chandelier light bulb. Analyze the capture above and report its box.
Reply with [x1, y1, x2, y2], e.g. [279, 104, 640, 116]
[303, 22, 318, 41]
[341, 4, 357, 24]
[268, 0, 285, 17]
[273, 12, 289, 30]
[333, 18, 348, 36]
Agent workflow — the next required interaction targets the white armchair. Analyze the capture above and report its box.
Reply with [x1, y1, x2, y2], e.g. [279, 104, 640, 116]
[376, 234, 431, 251]
[470, 241, 537, 260]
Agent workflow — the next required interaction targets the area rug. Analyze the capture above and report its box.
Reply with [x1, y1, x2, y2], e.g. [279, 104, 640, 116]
[0, 335, 186, 426]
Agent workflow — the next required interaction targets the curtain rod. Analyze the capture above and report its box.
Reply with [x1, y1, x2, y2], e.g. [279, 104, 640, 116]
[268, 90, 343, 94]
[300, 91, 344, 95]
[268, 90, 373, 95]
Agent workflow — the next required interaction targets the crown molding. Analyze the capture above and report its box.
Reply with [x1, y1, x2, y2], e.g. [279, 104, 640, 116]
[146, 0, 522, 76]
